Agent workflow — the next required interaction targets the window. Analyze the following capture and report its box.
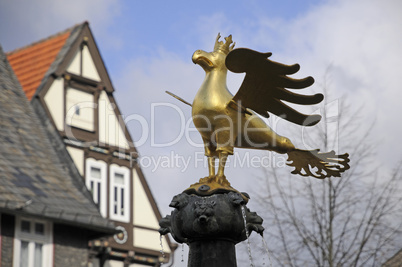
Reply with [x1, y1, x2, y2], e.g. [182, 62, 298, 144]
[13, 217, 52, 267]
[89, 166, 101, 203]
[74, 105, 80, 115]
[86, 159, 107, 217]
[109, 165, 130, 222]
[65, 87, 95, 132]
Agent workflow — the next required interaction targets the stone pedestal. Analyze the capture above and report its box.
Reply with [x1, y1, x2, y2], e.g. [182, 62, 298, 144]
[159, 191, 263, 266]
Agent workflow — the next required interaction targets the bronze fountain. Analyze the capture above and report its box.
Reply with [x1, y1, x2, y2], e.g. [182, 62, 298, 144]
[159, 34, 350, 266]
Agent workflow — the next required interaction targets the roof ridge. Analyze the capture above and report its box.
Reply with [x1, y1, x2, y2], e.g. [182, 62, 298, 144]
[6, 21, 88, 56]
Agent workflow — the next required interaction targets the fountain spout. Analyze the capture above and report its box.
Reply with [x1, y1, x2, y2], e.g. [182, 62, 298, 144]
[159, 192, 264, 266]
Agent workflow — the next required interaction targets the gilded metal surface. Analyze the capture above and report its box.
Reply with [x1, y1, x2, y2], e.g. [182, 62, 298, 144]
[180, 34, 349, 189]
[166, 90, 192, 107]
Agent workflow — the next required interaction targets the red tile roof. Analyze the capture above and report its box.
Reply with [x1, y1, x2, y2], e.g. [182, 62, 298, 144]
[6, 31, 71, 100]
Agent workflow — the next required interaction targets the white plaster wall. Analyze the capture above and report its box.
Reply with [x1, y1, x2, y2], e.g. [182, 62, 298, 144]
[66, 146, 84, 176]
[44, 78, 64, 131]
[104, 260, 124, 267]
[66, 50, 80, 75]
[66, 88, 94, 131]
[133, 170, 159, 229]
[133, 228, 171, 253]
[82, 45, 100, 81]
[98, 91, 129, 149]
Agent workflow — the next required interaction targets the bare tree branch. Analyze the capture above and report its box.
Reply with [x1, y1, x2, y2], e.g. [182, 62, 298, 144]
[251, 83, 402, 266]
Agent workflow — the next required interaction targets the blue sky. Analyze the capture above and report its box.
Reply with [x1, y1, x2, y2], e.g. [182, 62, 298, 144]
[1, 0, 402, 263]
[1, 0, 401, 210]
[0, 1, 323, 54]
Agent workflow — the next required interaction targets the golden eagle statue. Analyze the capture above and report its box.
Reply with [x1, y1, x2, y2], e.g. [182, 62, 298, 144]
[168, 34, 349, 194]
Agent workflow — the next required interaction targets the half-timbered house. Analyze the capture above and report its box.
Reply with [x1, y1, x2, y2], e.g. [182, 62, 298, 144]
[0, 44, 116, 267]
[6, 22, 175, 267]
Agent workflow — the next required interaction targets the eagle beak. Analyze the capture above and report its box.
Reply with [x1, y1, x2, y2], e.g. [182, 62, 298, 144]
[192, 50, 213, 70]
[192, 50, 203, 64]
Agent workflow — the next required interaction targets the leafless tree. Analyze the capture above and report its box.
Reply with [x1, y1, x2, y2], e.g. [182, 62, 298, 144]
[248, 85, 402, 267]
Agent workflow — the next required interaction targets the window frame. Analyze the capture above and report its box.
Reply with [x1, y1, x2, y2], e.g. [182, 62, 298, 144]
[109, 164, 130, 222]
[65, 85, 96, 132]
[13, 217, 53, 267]
[85, 158, 107, 217]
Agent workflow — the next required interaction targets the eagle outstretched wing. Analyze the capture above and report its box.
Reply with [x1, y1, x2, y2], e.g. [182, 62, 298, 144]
[287, 149, 350, 178]
[225, 48, 323, 126]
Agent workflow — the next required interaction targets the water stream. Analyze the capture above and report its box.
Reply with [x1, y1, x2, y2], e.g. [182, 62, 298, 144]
[181, 243, 185, 263]
[261, 235, 273, 267]
[159, 235, 165, 258]
[241, 205, 255, 267]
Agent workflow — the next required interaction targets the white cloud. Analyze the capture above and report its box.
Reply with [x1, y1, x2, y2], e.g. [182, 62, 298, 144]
[2, 0, 399, 215]
[116, 1, 402, 197]
[224, 0, 402, 168]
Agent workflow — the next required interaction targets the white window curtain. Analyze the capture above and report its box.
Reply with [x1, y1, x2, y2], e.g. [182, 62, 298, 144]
[85, 158, 107, 217]
[109, 164, 130, 222]
[13, 217, 52, 267]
